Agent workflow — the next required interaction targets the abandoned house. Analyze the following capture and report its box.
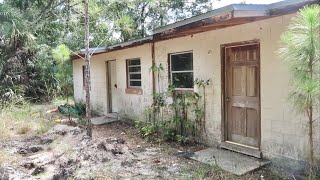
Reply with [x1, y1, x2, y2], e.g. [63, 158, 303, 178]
[72, 0, 319, 171]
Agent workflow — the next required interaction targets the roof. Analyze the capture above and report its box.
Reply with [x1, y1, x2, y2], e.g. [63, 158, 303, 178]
[73, 36, 153, 59]
[72, 0, 317, 60]
[153, 0, 314, 34]
[78, 36, 153, 54]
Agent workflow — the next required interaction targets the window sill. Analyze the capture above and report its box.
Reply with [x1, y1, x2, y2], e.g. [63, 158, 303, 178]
[125, 88, 143, 95]
[169, 89, 194, 97]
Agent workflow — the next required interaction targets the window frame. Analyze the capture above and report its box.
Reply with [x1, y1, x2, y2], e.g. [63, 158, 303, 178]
[169, 51, 194, 90]
[126, 58, 142, 89]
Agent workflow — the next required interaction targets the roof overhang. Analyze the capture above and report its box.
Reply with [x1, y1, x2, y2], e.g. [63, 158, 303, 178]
[153, 4, 268, 34]
[72, 0, 318, 60]
[153, 0, 317, 40]
[71, 36, 152, 60]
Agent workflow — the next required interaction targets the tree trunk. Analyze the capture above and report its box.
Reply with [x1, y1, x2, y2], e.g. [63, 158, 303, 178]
[84, 0, 92, 137]
[308, 106, 314, 180]
[307, 49, 315, 180]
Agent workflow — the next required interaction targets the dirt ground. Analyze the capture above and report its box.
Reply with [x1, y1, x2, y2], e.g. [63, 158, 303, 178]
[0, 117, 291, 180]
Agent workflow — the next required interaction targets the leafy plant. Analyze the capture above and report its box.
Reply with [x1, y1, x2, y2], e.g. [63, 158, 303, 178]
[143, 107, 154, 123]
[137, 124, 157, 140]
[138, 77, 210, 144]
[52, 44, 73, 98]
[176, 135, 189, 144]
[193, 78, 210, 142]
[162, 126, 177, 142]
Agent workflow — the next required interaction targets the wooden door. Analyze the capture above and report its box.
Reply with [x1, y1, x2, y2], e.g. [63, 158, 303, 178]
[224, 43, 260, 148]
[107, 60, 118, 113]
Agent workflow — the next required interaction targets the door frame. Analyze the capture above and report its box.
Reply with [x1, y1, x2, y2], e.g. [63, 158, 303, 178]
[220, 39, 262, 154]
[106, 60, 116, 113]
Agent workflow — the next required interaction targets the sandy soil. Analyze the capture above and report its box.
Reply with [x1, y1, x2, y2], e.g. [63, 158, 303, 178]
[0, 121, 288, 180]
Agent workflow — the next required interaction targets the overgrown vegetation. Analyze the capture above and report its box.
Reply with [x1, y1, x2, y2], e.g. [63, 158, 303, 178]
[0, 0, 214, 107]
[136, 63, 210, 144]
[279, 5, 320, 179]
[0, 98, 70, 141]
[0, 96, 86, 144]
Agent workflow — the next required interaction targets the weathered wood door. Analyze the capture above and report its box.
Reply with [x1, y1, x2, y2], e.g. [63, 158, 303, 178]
[224, 43, 260, 148]
[107, 60, 118, 113]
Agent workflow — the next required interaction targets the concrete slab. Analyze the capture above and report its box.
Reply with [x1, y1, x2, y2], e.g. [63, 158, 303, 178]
[91, 116, 118, 125]
[105, 113, 118, 119]
[190, 148, 270, 175]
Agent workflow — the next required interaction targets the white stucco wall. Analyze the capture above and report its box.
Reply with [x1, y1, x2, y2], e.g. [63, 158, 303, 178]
[73, 13, 320, 162]
[154, 13, 319, 161]
[73, 44, 153, 120]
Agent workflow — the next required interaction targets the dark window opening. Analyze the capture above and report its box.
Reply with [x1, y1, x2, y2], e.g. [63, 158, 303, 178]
[169, 52, 193, 89]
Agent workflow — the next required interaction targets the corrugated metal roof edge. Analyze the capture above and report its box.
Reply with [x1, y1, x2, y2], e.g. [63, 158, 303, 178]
[78, 36, 153, 54]
[72, 36, 153, 60]
[153, 0, 313, 34]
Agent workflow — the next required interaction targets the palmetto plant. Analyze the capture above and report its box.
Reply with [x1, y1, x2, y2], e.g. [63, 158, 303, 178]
[0, 4, 37, 104]
[0, 2, 67, 103]
[279, 5, 320, 179]
[0, 4, 35, 49]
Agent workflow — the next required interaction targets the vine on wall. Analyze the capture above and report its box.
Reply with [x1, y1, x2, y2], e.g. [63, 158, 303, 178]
[136, 64, 210, 144]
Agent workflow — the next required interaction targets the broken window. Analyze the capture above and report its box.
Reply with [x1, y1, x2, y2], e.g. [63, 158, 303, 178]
[169, 52, 193, 89]
[127, 58, 141, 88]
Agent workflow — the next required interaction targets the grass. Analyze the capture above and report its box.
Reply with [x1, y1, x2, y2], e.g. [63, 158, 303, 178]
[193, 164, 230, 180]
[0, 150, 9, 166]
[16, 124, 32, 134]
[0, 150, 17, 166]
[194, 164, 211, 179]
[37, 119, 55, 134]
[181, 163, 235, 180]
[184, 163, 289, 180]
[0, 98, 68, 141]
[73, 165, 114, 180]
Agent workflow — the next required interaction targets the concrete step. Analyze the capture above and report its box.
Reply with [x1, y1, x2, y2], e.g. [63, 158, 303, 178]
[91, 116, 118, 125]
[105, 113, 119, 119]
[190, 147, 270, 175]
[220, 141, 262, 158]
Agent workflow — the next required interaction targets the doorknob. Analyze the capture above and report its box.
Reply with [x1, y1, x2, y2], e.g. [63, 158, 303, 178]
[226, 98, 230, 102]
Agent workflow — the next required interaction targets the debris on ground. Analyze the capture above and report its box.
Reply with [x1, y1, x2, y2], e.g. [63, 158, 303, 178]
[55, 118, 79, 124]
[22, 162, 35, 170]
[174, 151, 195, 159]
[17, 146, 43, 155]
[46, 109, 59, 113]
[40, 138, 53, 144]
[31, 166, 45, 176]
[57, 103, 85, 117]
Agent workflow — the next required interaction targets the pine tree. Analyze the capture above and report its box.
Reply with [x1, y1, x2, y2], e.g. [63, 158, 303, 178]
[279, 5, 320, 179]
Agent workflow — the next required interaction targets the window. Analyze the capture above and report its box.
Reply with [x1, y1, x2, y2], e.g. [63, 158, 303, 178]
[169, 52, 193, 89]
[127, 58, 141, 88]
